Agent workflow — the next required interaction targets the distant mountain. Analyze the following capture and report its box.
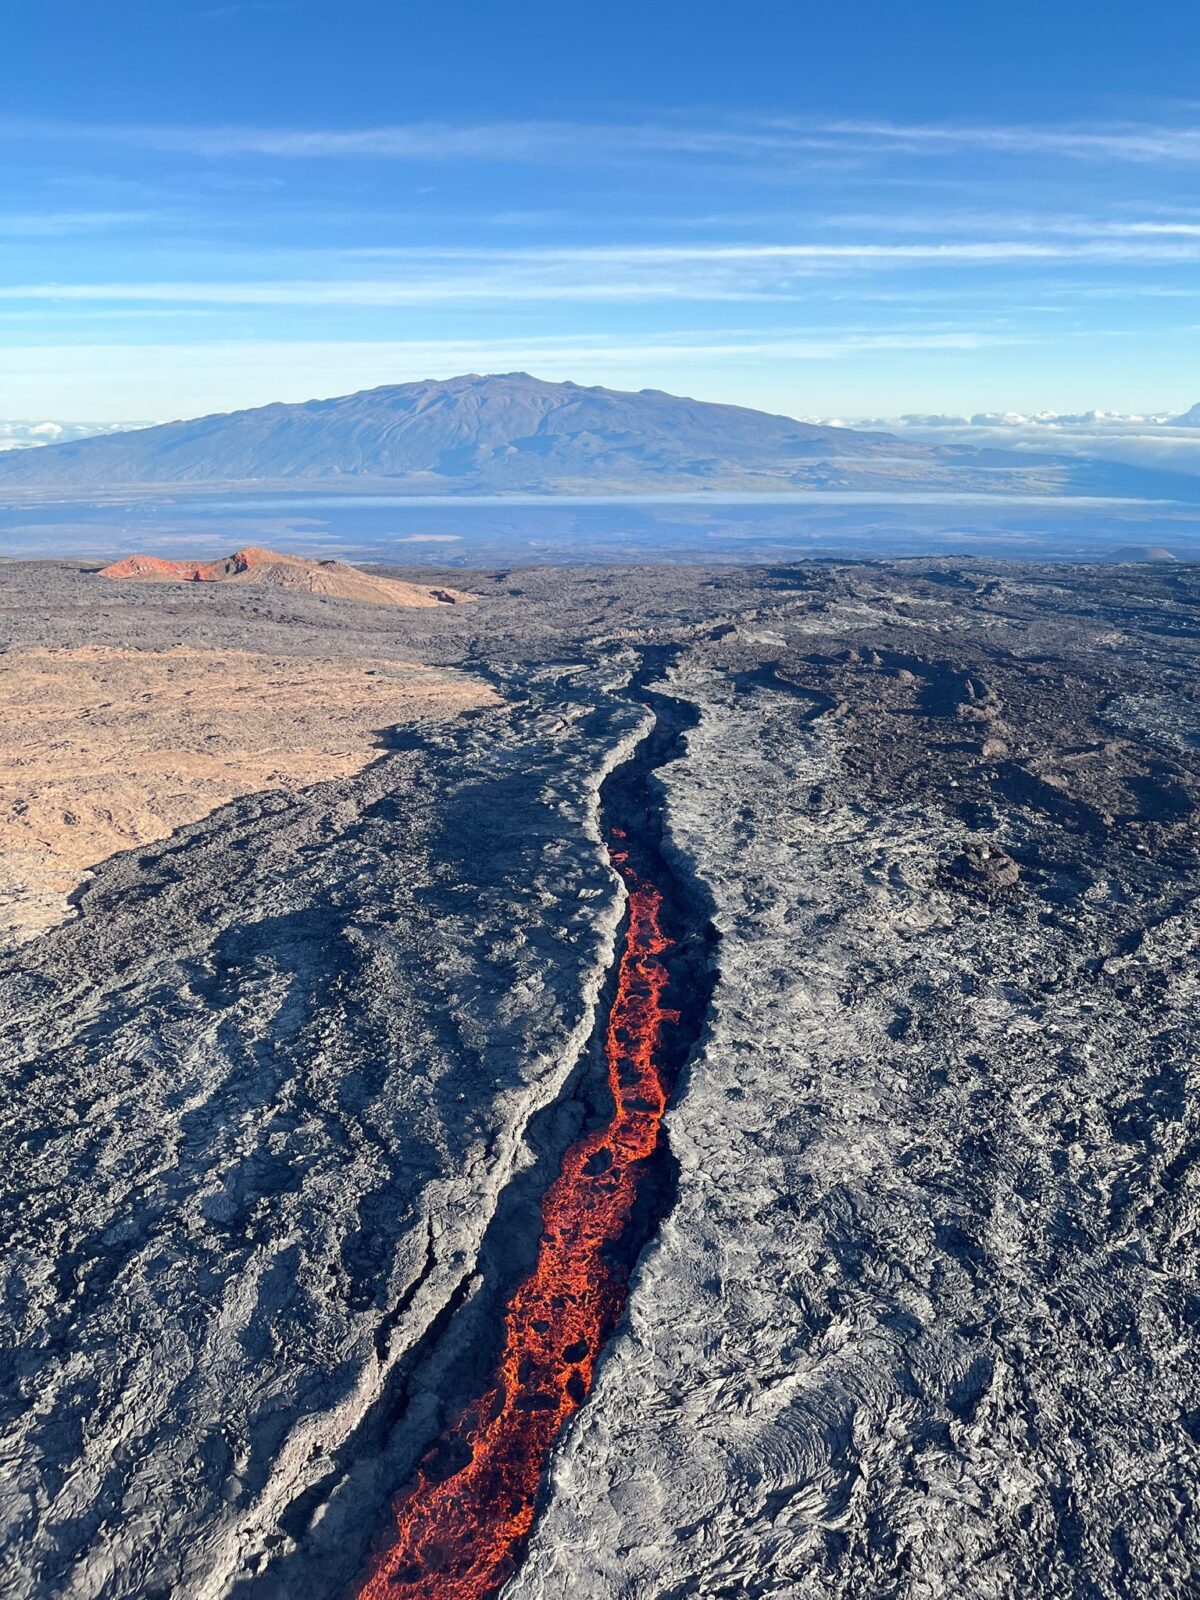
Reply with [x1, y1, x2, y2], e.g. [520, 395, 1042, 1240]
[0, 373, 1194, 500]
[1170, 403, 1200, 427]
[1107, 545, 1179, 563]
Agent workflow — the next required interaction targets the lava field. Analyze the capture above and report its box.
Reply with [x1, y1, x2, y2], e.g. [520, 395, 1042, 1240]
[2, 556, 1199, 1600]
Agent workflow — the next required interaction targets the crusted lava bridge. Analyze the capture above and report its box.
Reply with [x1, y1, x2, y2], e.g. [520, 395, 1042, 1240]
[354, 828, 680, 1598]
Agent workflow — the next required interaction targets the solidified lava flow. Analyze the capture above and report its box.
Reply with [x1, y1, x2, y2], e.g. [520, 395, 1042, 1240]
[352, 823, 680, 1600]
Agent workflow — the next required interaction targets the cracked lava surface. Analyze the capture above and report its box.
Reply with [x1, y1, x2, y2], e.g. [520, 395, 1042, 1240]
[352, 824, 679, 1600]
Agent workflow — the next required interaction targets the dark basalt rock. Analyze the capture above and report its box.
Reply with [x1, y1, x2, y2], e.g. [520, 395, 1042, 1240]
[943, 843, 1021, 899]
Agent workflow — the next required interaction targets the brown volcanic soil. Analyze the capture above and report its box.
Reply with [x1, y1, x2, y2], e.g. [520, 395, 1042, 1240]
[99, 546, 476, 607]
[0, 644, 495, 943]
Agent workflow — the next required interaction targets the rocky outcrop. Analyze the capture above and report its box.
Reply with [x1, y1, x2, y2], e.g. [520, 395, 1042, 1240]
[98, 547, 475, 607]
[943, 842, 1021, 899]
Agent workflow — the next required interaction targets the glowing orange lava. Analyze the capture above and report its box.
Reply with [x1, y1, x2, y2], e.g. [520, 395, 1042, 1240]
[352, 826, 678, 1600]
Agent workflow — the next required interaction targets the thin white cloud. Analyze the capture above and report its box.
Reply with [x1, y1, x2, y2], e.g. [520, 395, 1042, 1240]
[0, 331, 1023, 371]
[8, 111, 1200, 167]
[10, 331, 1199, 427]
[3, 115, 749, 162]
[488, 240, 1200, 264]
[0, 276, 784, 306]
[0, 334, 1040, 422]
[0, 210, 157, 237]
[809, 117, 1200, 164]
[808, 211, 1200, 240]
[3, 232, 1200, 310]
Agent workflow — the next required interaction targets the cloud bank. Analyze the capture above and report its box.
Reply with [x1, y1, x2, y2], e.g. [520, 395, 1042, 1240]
[818, 406, 1200, 475]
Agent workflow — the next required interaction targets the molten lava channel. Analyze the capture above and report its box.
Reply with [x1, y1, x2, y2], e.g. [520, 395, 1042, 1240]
[353, 826, 679, 1600]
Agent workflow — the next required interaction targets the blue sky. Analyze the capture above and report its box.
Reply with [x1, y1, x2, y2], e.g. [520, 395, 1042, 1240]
[4, 0, 1200, 422]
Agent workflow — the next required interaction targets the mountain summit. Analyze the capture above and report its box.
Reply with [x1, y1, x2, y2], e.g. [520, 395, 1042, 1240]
[0, 372, 1187, 499]
[0, 373, 917, 491]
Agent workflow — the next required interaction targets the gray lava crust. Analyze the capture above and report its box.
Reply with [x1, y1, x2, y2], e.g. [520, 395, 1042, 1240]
[3, 557, 1200, 1599]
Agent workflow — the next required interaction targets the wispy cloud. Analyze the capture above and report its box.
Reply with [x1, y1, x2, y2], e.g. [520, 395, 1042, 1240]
[808, 117, 1200, 164]
[807, 211, 1200, 239]
[0, 276, 781, 307]
[0, 332, 1017, 366]
[0, 329, 1027, 378]
[4, 97, 1198, 422]
[3, 116, 707, 162]
[3, 233, 1200, 310]
[8, 112, 1200, 167]
[0, 210, 155, 237]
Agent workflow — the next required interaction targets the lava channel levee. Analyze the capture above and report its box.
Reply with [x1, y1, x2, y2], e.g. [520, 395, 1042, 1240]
[352, 812, 687, 1600]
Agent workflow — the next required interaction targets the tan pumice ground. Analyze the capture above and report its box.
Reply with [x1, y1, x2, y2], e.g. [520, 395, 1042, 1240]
[0, 644, 496, 944]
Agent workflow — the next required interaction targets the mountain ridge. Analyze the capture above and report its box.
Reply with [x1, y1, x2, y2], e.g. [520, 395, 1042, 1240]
[0, 372, 1193, 500]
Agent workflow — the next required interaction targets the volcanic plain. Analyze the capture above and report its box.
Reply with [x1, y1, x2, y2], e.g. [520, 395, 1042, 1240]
[2, 553, 1198, 1600]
